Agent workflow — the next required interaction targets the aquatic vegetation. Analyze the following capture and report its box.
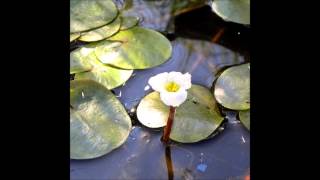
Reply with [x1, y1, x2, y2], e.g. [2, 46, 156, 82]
[70, 1, 250, 179]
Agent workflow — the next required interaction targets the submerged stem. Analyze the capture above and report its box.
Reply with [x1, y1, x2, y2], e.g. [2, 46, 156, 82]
[162, 106, 176, 144]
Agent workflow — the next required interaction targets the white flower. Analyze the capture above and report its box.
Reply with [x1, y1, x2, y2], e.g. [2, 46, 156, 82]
[148, 72, 192, 107]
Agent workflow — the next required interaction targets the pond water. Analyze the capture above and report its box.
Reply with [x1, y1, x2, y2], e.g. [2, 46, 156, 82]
[70, 2, 250, 180]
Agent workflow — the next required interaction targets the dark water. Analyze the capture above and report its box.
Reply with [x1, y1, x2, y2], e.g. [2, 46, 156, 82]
[70, 3, 250, 180]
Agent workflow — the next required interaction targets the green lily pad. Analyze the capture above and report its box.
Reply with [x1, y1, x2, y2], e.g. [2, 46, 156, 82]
[172, 0, 207, 16]
[214, 63, 250, 110]
[70, 79, 132, 159]
[70, 0, 118, 33]
[71, 44, 133, 89]
[211, 0, 250, 25]
[239, 110, 250, 130]
[116, 0, 174, 32]
[78, 16, 121, 42]
[70, 33, 80, 42]
[136, 85, 224, 143]
[70, 50, 92, 74]
[120, 16, 139, 30]
[94, 27, 172, 69]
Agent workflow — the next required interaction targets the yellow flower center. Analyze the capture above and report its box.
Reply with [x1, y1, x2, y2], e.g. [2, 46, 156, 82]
[165, 82, 180, 92]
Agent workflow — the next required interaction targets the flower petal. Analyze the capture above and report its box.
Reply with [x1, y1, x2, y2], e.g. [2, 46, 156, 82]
[168, 72, 192, 90]
[160, 89, 188, 107]
[148, 72, 169, 92]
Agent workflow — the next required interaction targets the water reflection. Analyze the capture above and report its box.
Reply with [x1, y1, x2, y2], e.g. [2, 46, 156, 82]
[71, 121, 249, 179]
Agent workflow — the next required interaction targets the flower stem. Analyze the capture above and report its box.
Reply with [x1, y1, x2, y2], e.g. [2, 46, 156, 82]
[162, 106, 176, 144]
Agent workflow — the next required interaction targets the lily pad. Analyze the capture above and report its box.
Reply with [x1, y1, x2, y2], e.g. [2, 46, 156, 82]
[70, 0, 118, 33]
[136, 85, 224, 143]
[95, 27, 172, 69]
[71, 44, 133, 89]
[214, 63, 250, 110]
[211, 0, 250, 25]
[239, 110, 250, 130]
[70, 79, 132, 159]
[70, 50, 92, 74]
[112, 38, 245, 111]
[120, 16, 139, 30]
[116, 0, 174, 32]
[172, 0, 207, 16]
[79, 16, 121, 42]
[70, 33, 80, 42]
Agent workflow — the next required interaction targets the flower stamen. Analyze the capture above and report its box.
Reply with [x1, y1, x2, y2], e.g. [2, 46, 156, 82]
[165, 82, 180, 92]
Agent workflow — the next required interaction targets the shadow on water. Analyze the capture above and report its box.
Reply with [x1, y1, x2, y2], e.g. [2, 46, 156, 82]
[70, 3, 250, 180]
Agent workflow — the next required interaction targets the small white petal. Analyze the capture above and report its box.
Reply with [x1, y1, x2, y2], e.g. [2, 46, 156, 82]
[167, 72, 182, 83]
[179, 73, 192, 89]
[168, 72, 192, 90]
[148, 72, 169, 92]
[160, 89, 188, 107]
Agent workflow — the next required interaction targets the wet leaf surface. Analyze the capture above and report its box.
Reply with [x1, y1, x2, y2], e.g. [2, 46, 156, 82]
[70, 0, 118, 33]
[79, 15, 121, 42]
[70, 33, 81, 42]
[211, 0, 250, 25]
[115, 0, 174, 32]
[71, 44, 133, 89]
[95, 27, 172, 69]
[239, 110, 250, 130]
[70, 80, 132, 159]
[137, 85, 224, 143]
[214, 63, 250, 110]
[70, 113, 249, 179]
[120, 15, 139, 30]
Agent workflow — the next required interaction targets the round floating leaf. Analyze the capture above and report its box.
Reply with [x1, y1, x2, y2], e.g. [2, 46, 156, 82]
[70, 50, 92, 74]
[79, 16, 121, 42]
[214, 63, 250, 110]
[120, 16, 139, 30]
[112, 38, 245, 111]
[117, 0, 173, 32]
[137, 85, 224, 143]
[70, 0, 118, 33]
[95, 27, 172, 69]
[211, 0, 250, 25]
[70, 33, 80, 42]
[172, 0, 207, 16]
[70, 79, 132, 159]
[71, 45, 133, 89]
[239, 110, 250, 130]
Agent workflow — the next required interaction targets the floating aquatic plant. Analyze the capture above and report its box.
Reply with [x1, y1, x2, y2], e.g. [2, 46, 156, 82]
[70, 79, 132, 159]
[137, 72, 224, 143]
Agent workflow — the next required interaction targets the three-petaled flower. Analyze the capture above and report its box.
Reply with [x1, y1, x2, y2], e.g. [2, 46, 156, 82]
[148, 71, 192, 107]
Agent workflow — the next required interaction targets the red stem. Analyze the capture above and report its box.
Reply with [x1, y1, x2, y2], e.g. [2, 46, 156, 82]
[211, 27, 225, 43]
[162, 106, 176, 143]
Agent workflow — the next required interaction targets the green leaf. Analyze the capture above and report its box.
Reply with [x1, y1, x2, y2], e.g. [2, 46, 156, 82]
[136, 85, 224, 143]
[70, 79, 132, 159]
[117, 0, 174, 32]
[70, 49, 93, 74]
[71, 44, 133, 89]
[172, 0, 207, 16]
[70, 0, 118, 33]
[94, 27, 172, 69]
[211, 0, 250, 25]
[79, 15, 121, 42]
[120, 16, 139, 30]
[214, 63, 250, 110]
[112, 38, 245, 111]
[70, 33, 80, 42]
[239, 110, 250, 130]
